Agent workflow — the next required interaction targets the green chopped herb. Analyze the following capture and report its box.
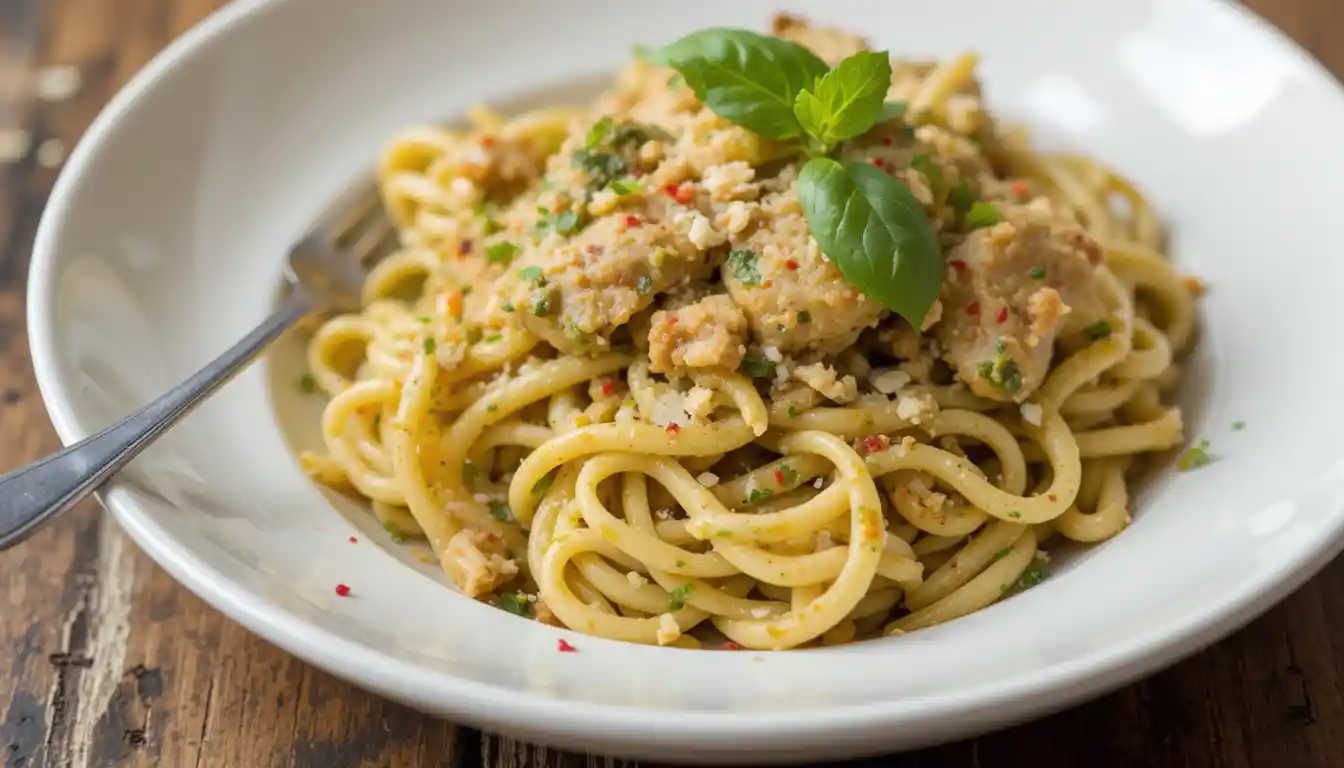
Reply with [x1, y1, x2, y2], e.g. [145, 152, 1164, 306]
[797, 309, 812, 324]
[531, 292, 554, 317]
[965, 201, 1001, 229]
[1178, 439, 1212, 472]
[909, 153, 945, 199]
[372, 413, 381, 431]
[461, 461, 479, 486]
[382, 519, 406, 543]
[1014, 561, 1048, 592]
[948, 179, 976, 219]
[779, 463, 798, 486]
[726, 249, 762, 287]
[298, 373, 317, 394]
[747, 488, 773, 503]
[416, 315, 432, 323]
[483, 218, 504, 236]
[787, 405, 798, 418]
[488, 502, 513, 522]
[537, 209, 584, 236]
[464, 325, 482, 344]
[977, 350, 1022, 395]
[1232, 420, 1246, 431]
[571, 148, 628, 191]
[1083, 320, 1113, 340]
[486, 403, 498, 412]
[585, 116, 614, 149]
[611, 122, 650, 148]
[422, 337, 437, 354]
[667, 583, 694, 610]
[483, 332, 503, 343]
[533, 473, 555, 495]
[636, 275, 654, 295]
[502, 301, 516, 313]
[486, 241, 520, 264]
[990, 547, 1013, 563]
[498, 591, 533, 618]
[1008, 511, 1022, 519]
[608, 179, 644, 196]
[1029, 267, 1046, 280]
[518, 265, 545, 284]
[739, 355, 776, 379]
[668, 73, 684, 88]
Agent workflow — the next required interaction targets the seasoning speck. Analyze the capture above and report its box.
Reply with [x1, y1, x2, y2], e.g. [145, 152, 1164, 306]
[334, 584, 351, 597]
[557, 638, 578, 653]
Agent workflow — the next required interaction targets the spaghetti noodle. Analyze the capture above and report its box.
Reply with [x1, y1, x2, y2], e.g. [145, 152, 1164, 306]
[298, 15, 1197, 650]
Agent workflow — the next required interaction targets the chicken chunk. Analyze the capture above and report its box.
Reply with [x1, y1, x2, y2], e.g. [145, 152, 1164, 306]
[771, 13, 870, 67]
[648, 294, 748, 374]
[722, 187, 887, 354]
[935, 205, 1107, 401]
[443, 529, 519, 598]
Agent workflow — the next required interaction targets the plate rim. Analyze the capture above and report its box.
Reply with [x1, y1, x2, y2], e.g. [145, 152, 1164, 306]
[23, 0, 1344, 756]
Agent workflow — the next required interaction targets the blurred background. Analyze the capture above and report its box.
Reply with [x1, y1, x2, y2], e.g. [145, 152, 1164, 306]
[1, 1, 1342, 766]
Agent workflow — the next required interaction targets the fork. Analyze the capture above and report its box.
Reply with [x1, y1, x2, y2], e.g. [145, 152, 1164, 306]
[0, 186, 397, 549]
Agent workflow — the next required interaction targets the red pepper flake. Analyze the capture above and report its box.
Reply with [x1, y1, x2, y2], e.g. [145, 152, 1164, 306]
[719, 642, 743, 651]
[762, 279, 774, 289]
[335, 584, 351, 597]
[624, 215, 641, 228]
[666, 423, 681, 436]
[667, 313, 678, 326]
[784, 259, 799, 271]
[557, 639, 578, 653]
[966, 301, 980, 317]
[869, 158, 884, 168]
[1047, 493, 1058, 502]
[1010, 180, 1030, 199]
[948, 259, 967, 276]
[662, 183, 680, 197]
[348, 536, 358, 544]
[949, 557, 959, 570]
[479, 136, 496, 149]
[458, 239, 473, 258]
[882, 136, 893, 146]
[859, 435, 889, 454]
[996, 306, 1009, 323]
[774, 468, 786, 486]
[600, 380, 615, 397]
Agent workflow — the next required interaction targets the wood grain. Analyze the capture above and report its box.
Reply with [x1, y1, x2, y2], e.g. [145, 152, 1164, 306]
[0, 0, 1340, 766]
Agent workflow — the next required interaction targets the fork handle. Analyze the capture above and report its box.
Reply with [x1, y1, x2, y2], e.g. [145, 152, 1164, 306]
[0, 291, 312, 549]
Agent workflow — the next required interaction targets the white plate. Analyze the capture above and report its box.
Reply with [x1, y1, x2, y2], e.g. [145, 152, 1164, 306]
[26, 0, 1344, 762]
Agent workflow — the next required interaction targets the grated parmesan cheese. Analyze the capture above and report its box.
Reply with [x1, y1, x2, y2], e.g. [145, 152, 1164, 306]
[1020, 403, 1044, 426]
[695, 471, 719, 487]
[656, 613, 682, 645]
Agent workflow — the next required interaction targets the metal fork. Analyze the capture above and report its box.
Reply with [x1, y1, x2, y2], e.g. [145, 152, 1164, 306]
[0, 185, 398, 549]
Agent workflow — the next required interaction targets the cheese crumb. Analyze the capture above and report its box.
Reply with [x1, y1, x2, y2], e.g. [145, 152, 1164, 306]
[870, 368, 912, 395]
[1020, 403, 1044, 426]
[656, 613, 682, 645]
[695, 471, 719, 487]
[626, 571, 650, 588]
[895, 392, 938, 424]
[684, 385, 715, 423]
[687, 213, 726, 250]
[794, 362, 858, 404]
[750, 606, 772, 619]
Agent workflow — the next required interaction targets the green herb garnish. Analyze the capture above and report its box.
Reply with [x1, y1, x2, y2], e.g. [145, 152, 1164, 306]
[965, 202, 1001, 229]
[1029, 267, 1046, 280]
[298, 373, 317, 394]
[498, 592, 533, 618]
[585, 116, 614, 149]
[739, 355, 776, 379]
[976, 348, 1022, 395]
[636, 275, 654, 295]
[746, 488, 773, 503]
[797, 309, 811, 324]
[990, 547, 1013, 563]
[1082, 321, 1113, 340]
[502, 301, 515, 313]
[793, 50, 893, 153]
[667, 583, 693, 610]
[533, 473, 555, 495]
[1232, 421, 1246, 431]
[608, 179, 643, 196]
[531, 292, 554, 317]
[382, 520, 406, 543]
[571, 148, 628, 191]
[488, 502, 513, 522]
[518, 265, 545, 284]
[787, 405, 798, 417]
[948, 179, 975, 219]
[422, 337, 437, 354]
[483, 332, 503, 343]
[726, 249, 762, 287]
[486, 241, 520, 264]
[1014, 561, 1048, 592]
[779, 463, 798, 487]
[1178, 439, 1212, 471]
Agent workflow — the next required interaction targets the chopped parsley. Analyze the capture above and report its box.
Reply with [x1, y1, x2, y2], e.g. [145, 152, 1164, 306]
[531, 292, 554, 317]
[585, 116, 613, 149]
[415, 315, 431, 323]
[518, 265, 545, 284]
[787, 405, 798, 418]
[667, 583, 693, 610]
[797, 309, 812, 324]
[739, 355, 776, 379]
[1178, 439, 1212, 471]
[422, 337, 437, 354]
[486, 403, 498, 412]
[1008, 511, 1022, 519]
[488, 502, 513, 522]
[382, 520, 406, 543]
[486, 241, 520, 264]
[533, 473, 555, 495]
[948, 179, 976, 219]
[990, 547, 1013, 563]
[464, 325, 482, 344]
[726, 249, 762, 287]
[498, 591, 533, 618]
[483, 332, 503, 343]
[636, 275, 654, 295]
[502, 301, 516, 313]
[977, 348, 1022, 395]
[298, 373, 317, 394]
[483, 218, 504, 236]
[608, 179, 643, 196]
[909, 153, 944, 199]
[1082, 320, 1112, 340]
[1232, 420, 1246, 431]
[544, 210, 585, 236]
[1013, 561, 1048, 592]
[571, 148, 628, 191]
[746, 488, 773, 503]
[966, 201, 1001, 229]
[779, 463, 798, 486]
[1029, 267, 1046, 280]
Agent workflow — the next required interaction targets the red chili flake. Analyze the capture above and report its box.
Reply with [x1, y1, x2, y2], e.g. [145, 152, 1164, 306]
[1047, 494, 1058, 502]
[774, 468, 786, 486]
[966, 301, 981, 316]
[662, 183, 680, 197]
[600, 380, 615, 397]
[762, 279, 773, 289]
[666, 423, 681, 436]
[335, 584, 351, 597]
[996, 306, 1009, 323]
[869, 158, 884, 168]
[784, 259, 799, 271]
[882, 136, 893, 146]
[348, 536, 358, 544]
[557, 639, 578, 653]
[675, 187, 695, 204]
[479, 136, 496, 149]
[624, 215, 641, 228]
[949, 557, 959, 570]
[719, 642, 743, 651]
[458, 239, 473, 257]
[948, 259, 967, 276]
[1010, 180, 1029, 199]
[859, 435, 888, 454]
[666, 313, 678, 326]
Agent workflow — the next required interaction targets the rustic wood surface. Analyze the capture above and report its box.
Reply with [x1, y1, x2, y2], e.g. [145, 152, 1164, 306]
[1, 1, 1341, 766]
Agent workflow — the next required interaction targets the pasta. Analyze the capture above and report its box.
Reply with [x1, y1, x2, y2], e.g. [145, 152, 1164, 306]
[297, 15, 1198, 651]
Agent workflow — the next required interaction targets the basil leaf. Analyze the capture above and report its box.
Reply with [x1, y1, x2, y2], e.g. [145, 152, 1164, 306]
[798, 157, 943, 326]
[793, 50, 892, 150]
[651, 28, 827, 140]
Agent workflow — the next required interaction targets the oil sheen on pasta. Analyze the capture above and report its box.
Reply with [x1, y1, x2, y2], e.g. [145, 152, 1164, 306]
[299, 14, 1198, 650]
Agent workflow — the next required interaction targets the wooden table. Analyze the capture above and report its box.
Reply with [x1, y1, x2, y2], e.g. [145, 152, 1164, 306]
[2, 1, 1341, 765]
